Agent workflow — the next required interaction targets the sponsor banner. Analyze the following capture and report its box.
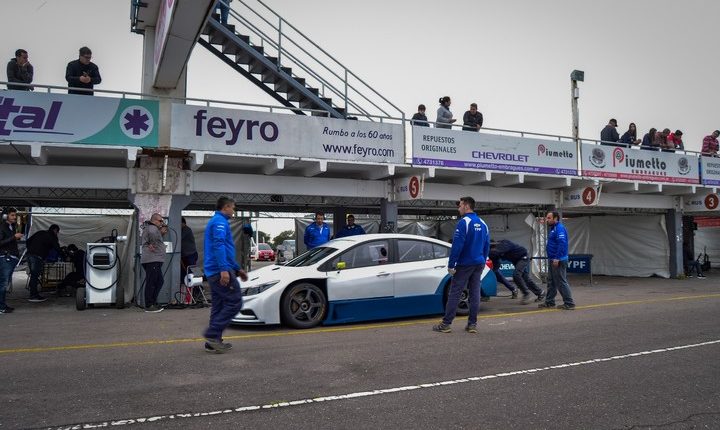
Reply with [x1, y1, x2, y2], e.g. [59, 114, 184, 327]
[581, 143, 699, 184]
[695, 216, 720, 228]
[0, 90, 158, 147]
[700, 157, 720, 185]
[411, 127, 578, 175]
[171, 104, 404, 163]
[684, 193, 720, 212]
[394, 175, 423, 201]
[563, 186, 601, 207]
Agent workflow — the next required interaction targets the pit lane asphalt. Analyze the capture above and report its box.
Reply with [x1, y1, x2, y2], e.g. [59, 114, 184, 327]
[2, 274, 719, 430]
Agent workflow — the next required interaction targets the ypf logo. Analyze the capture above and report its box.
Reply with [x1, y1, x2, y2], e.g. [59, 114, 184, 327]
[409, 176, 420, 199]
[538, 144, 546, 156]
[612, 147, 625, 167]
[705, 193, 719, 210]
[119, 105, 154, 140]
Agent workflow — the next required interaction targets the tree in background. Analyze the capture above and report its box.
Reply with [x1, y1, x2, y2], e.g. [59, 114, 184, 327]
[272, 230, 295, 248]
[257, 230, 271, 244]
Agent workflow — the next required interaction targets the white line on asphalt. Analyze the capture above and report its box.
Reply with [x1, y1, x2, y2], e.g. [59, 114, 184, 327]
[46, 339, 720, 430]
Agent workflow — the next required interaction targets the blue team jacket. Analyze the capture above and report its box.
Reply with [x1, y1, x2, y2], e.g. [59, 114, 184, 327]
[203, 211, 240, 277]
[304, 222, 330, 249]
[546, 222, 569, 261]
[335, 224, 365, 238]
[448, 213, 490, 268]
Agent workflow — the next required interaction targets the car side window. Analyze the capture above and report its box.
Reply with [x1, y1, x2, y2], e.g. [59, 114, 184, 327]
[398, 240, 435, 263]
[329, 240, 390, 270]
[432, 243, 449, 259]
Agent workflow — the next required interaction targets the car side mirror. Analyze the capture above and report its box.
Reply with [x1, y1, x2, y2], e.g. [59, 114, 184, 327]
[336, 261, 346, 271]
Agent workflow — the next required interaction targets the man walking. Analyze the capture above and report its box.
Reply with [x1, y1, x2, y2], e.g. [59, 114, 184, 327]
[141, 213, 167, 312]
[0, 208, 23, 314]
[26, 224, 61, 302]
[203, 197, 247, 353]
[490, 239, 545, 304]
[539, 211, 575, 310]
[433, 196, 490, 334]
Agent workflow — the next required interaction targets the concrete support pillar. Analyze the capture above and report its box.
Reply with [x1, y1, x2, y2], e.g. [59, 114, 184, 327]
[666, 208, 683, 278]
[140, 27, 188, 148]
[380, 199, 398, 233]
[129, 155, 191, 306]
[332, 207, 346, 238]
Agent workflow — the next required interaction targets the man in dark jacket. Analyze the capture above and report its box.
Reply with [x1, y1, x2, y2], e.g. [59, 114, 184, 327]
[26, 224, 61, 302]
[410, 104, 429, 127]
[490, 239, 545, 304]
[65, 46, 101, 95]
[0, 208, 23, 313]
[6, 49, 33, 91]
[462, 103, 483, 131]
[600, 118, 620, 145]
[335, 214, 366, 238]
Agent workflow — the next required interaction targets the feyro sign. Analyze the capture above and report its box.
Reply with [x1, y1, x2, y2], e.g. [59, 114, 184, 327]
[563, 186, 601, 207]
[395, 175, 424, 201]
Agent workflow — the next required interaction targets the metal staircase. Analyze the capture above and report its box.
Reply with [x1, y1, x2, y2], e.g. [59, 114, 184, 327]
[199, 0, 403, 120]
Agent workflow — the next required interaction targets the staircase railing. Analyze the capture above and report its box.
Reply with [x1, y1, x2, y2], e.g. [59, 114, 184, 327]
[217, 0, 404, 122]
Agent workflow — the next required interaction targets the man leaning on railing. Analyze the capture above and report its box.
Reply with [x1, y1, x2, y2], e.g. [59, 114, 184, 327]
[6, 49, 33, 91]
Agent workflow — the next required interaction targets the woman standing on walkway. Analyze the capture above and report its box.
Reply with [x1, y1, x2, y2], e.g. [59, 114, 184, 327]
[436, 96, 456, 129]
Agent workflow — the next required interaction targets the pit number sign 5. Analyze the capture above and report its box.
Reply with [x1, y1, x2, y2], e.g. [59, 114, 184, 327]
[395, 175, 424, 201]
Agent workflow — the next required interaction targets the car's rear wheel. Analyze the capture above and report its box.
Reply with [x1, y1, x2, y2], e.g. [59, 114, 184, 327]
[281, 282, 327, 329]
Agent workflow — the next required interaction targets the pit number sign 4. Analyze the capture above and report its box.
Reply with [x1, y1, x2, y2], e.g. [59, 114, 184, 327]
[563, 186, 601, 207]
[395, 175, 424, 201]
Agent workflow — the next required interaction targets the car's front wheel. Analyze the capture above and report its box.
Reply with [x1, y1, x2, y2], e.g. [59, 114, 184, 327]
[280, 282, 327, 329]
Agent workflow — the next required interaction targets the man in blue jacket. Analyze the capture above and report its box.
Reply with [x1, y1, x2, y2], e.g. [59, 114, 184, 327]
[433, 196, 490, 334]
[540, 211, 575, 310]
[304, 212, 331, 249]
[203, 196, 248, 353]
[335, 214, 365, 238]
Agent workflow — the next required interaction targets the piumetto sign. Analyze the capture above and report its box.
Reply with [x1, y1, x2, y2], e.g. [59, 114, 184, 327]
[581, 143, 699, 184]
[411, 127, 578, 175]
[0, 90, 158, 147]
[171, 104, 404, 164]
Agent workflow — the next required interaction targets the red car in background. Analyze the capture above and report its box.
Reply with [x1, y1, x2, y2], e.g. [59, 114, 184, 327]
[256, 243, 275, 261]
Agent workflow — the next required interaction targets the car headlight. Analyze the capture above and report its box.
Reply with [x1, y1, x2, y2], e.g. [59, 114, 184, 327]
[242, 280, 280, 296]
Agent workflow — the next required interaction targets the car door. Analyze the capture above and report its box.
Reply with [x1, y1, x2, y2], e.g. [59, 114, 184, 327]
[393, 239, 449, 297]
[325, 239, 394, 301]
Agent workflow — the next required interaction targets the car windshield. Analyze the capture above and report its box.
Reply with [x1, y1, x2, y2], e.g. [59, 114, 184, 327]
[284, 246, 337, 267]
[258, 243, 271, 250]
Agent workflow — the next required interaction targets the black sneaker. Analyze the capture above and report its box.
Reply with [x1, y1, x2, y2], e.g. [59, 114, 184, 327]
[144, 304, 164, 313]
[28, 295, 47, 303]
[557, 303, 576, 310]
[465, 324, 478, 334]
[0, 306, 13, 314]
[687, 274, 694, 278]
[205, 338, 230, 353]
[511, 290, 518, 299]
[534, 292, 546, 303]
[432, 322, 451, 333]
[538, 302, 556, 309]
[698, 275, 707, 279]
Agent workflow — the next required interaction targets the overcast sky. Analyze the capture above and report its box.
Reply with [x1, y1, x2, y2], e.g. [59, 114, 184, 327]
[3, 0, 719, 236]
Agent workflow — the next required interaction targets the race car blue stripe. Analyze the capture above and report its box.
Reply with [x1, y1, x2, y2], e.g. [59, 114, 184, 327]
[324, 294, 444, 325]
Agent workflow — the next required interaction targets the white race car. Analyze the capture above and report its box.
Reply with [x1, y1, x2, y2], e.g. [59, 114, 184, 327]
[192, 234, 497, 328]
